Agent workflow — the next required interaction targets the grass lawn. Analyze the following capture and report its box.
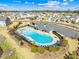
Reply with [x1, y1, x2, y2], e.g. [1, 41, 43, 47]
[66, 37, 78, 52]
[0, 28, 34, 59]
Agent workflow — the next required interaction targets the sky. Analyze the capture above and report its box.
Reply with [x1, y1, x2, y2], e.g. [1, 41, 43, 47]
[0, 0, 79, 10]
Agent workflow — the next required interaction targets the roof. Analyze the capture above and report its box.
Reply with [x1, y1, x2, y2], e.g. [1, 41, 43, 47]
[0, 16, 9, 21]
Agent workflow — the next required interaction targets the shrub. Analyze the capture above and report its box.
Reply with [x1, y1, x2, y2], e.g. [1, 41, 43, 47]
[37, 47, 45, 54]
[31, 46, 38, 53]
[60, 39, 63, 43]
[60, 39, 68, 47]
[48, 46, 54, 52]
[31, 46, 45, 54]
[53, 31, 63, 40]
[77, 38, 79, 41]
[20, 41, 24, 46]
[9, 29, 15, 35]
[54, 46, 60, 51]
[15, 35, 22, 40]
[13, 26, 17, 29]
[48, 46, 60, 52]
[49, 46, 60, 52]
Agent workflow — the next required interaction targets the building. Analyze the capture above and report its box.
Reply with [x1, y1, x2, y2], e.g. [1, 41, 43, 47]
[0, 17, 11, 27]
[76, 18, 79, 23]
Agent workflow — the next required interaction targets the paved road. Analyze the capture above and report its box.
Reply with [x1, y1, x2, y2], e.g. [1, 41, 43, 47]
[32, 21, 79, 39]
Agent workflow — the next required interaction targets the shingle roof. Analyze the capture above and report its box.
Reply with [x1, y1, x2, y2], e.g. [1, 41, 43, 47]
[0, 16, 8, 21]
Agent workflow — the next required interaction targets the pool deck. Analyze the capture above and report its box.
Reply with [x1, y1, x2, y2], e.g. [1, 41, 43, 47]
[16, 26, 60, 46]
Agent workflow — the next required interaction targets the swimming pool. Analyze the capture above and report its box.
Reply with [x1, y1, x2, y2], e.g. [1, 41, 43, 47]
[16, 27, 60, 47]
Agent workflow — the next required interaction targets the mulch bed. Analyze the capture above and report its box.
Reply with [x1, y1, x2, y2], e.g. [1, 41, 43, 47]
[34, 45, 69, 59]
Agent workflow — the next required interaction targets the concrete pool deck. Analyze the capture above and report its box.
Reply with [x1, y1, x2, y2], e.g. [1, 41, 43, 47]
[16, 26, 60, 47]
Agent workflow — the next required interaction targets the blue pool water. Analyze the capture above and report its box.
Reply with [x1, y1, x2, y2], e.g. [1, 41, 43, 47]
[19, 28, 53, 44]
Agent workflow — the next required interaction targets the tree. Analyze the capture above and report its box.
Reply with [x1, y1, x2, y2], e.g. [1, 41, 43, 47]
[73, 10, 79, 14]
[77, 38, 79, 41]
[64, 52, 76, 59]
[14, 22, 22, 29]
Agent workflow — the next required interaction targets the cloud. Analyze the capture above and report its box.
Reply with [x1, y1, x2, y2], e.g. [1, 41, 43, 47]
[0, 4, 8, 7]
[32, 2, 35, 4]
[25, 1, 35, 4]
[0, 4, 8, 9]
[25, 1, 28, 4]
[63, 0, 67, 2]
[38, 1, 60, 8]
[62, 2, 69, 5]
